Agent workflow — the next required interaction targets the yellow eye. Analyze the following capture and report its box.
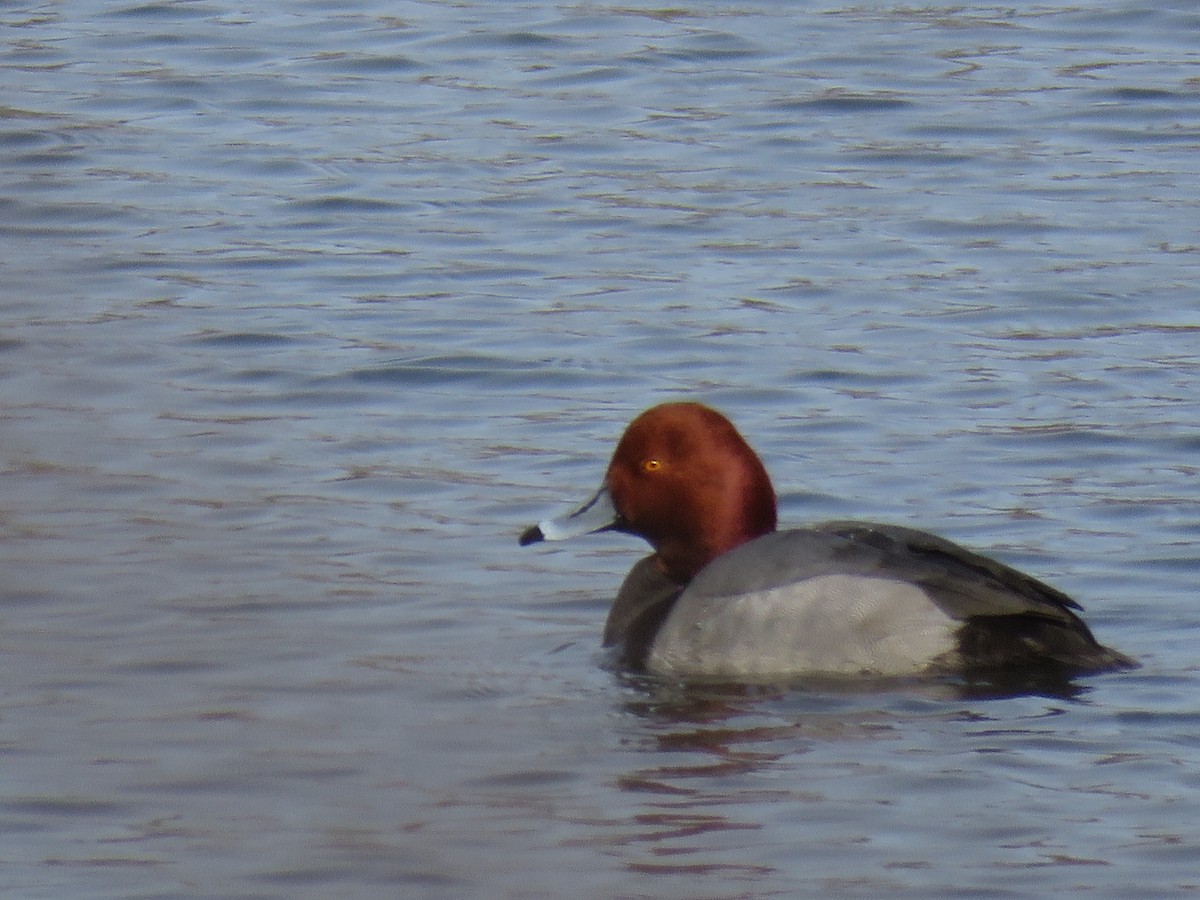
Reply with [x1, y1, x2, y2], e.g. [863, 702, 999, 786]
[641, 459, 662, 474]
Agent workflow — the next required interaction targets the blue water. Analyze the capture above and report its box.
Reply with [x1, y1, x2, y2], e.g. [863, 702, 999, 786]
[2, 2, 1200, 897]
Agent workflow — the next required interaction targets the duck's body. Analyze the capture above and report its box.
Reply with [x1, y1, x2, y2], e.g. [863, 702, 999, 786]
[520, 402, 1134, 680]
[604, 523, 1129, 678]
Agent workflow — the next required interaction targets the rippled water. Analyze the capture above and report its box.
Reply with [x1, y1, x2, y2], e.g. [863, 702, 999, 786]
[3, 1, 1200, 897]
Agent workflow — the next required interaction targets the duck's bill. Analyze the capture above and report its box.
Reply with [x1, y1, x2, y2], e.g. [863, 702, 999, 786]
[519, 484, 619, 546]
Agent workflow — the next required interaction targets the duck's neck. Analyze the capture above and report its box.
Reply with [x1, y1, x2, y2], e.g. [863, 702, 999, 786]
[656, 464, 777, 583]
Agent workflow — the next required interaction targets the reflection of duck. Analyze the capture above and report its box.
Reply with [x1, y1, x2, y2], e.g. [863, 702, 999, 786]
[521, 402, 1135, 680]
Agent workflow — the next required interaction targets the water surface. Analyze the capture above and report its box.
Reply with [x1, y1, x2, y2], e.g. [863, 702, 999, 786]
[2, 2, 1200, 897]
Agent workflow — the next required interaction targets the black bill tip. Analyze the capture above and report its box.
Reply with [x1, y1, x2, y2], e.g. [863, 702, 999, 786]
[518, 524, 545, 546]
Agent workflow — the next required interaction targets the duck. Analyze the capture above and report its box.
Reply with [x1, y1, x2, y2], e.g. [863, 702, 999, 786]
[519, 401, 1135, 680]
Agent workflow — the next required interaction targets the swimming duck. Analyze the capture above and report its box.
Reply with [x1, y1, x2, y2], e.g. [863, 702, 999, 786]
[520, 402, 1134, 680]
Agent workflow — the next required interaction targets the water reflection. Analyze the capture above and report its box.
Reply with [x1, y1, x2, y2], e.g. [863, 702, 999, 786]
[619, 665, 1094, 714]
[607, 677, 900, 879]
[606, 671, 1096, 883]
[609, 681, 791, 879]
